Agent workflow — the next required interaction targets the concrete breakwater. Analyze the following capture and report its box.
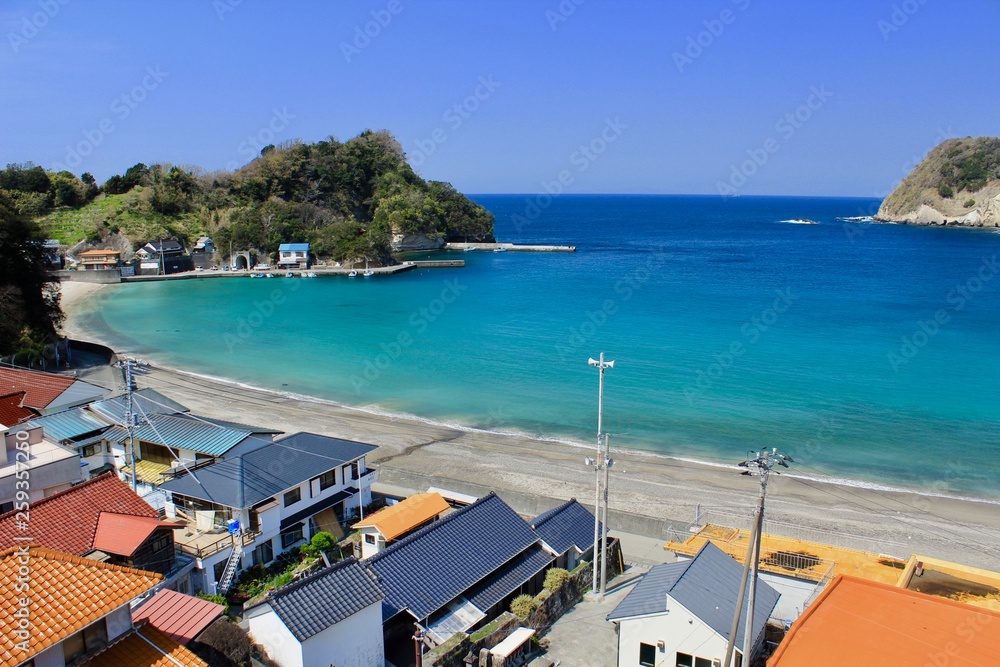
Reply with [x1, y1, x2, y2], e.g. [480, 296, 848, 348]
[445, 242, 576, 252]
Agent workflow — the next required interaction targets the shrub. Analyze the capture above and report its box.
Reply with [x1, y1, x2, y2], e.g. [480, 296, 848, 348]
[510, 594, 540, 619]
[544, 567, 571, 592]
[310, 531, 336, 552]
[190, 619, 252, 667]
[938, 182, 954, 198]
[964, 198, 976, 208]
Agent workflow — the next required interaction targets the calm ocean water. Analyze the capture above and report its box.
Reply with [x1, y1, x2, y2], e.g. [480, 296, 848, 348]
[73, 195, 1000, 498]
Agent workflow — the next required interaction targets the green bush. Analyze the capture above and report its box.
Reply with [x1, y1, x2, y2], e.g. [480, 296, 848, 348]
[196, 592, 229, 615]
[938, 182, 954, 198]
[544, 567, 571, 592]
[510, 594, 540, 619]
[310, 531, 336, 552]
[964, 198, 976, 208]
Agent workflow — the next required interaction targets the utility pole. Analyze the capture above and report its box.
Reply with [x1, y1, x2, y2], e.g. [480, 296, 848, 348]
[587, 353, 614, 596]
[599, 432, 612, 596]
[723, 448, 794, 667]
[117, 359, 140, 492]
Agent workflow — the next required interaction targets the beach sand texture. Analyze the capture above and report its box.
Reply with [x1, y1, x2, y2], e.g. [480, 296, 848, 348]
[58, 280, 1000, 570]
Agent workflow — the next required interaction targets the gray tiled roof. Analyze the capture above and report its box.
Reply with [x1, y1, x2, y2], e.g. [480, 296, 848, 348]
[466, 544, 554, 612]
[246, 557, 383, 642]
[366, 493, 541, 622]
[531, 499, 598, 556]
[160, 432, 377, 508]
[607, 541, 780, 650]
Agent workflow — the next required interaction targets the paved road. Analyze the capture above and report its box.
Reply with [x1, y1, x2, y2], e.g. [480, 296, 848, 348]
[542, 567, 648, 667]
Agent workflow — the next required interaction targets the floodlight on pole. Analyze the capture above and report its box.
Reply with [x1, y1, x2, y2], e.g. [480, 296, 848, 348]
[587, 353, 614, 596]
[723, 447, 794, 667]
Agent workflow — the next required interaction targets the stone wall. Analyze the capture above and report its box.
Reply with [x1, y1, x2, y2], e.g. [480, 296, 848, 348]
[54, 269, 121, 284]
[424, 612, 520, 667]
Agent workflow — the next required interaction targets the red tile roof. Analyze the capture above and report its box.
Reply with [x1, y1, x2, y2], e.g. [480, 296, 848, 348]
[0, 367, 76, 410]
[0, 472, 159, 555]
[132, 589, 225, 645]
[92, 513, 184, 557]
[82, 621, 207, 667]
[0, 392, 35, 427]
[0, 546, 163, 667]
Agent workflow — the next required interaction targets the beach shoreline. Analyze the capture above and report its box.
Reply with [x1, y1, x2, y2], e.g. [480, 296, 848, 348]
[57, 280, 1000, 569]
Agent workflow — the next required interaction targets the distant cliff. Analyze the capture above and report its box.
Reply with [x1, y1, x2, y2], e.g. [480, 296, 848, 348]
[876, 137, 1000, 227]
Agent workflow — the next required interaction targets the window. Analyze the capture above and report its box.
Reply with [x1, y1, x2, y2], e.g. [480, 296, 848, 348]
[283, 488, 301, 506]
[252, 540, 274, 567]
[675, 653, 693, 667]
[318, 469, 336, 491]
[149, 533, 171, 553]
[82, 443, 102, 458]
[639, 643, 656, 667]
[351, 461, 361, 480]
[365, 533, 376, 544]
[281, 524, 304, 549]
[63, 620, 107, 663]
[695, 659, 713, 667]
[0, 501, 13, 514]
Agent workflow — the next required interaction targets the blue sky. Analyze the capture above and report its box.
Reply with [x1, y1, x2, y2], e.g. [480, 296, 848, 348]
[1, 0, 997, 196]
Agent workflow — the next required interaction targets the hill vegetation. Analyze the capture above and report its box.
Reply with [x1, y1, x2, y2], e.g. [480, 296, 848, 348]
[2, 130, 494, 263]
[877, 137, 1000, 227]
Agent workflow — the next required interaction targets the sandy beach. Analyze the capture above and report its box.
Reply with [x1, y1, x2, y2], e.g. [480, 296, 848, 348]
[57, 279, 1000, 570]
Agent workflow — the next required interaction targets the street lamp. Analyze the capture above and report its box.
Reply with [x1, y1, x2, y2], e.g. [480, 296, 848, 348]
[587, 353, 614, 597]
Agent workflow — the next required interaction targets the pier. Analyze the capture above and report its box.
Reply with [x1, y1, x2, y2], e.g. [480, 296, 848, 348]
[445, 242, 576, 252]
[105, 260, 463, 283]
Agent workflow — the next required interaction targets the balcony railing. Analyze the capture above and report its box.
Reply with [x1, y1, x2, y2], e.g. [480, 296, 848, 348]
[176, 528, 261, 560]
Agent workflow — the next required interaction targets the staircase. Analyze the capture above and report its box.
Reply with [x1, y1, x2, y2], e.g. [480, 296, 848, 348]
[216, 541, 244, 595]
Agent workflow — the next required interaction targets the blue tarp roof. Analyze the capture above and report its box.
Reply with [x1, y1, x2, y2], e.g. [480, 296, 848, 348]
[279, 243, 309, 251]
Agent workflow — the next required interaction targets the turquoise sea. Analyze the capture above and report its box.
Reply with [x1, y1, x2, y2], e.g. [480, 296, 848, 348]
[72, 195, 1000, 499]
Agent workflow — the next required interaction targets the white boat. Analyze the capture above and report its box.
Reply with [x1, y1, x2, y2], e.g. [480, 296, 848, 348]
[285, 271, 294, 278]
[348, 270, 358, 277]
[464, 247, 475, 252]
[362, 260, 374, 277]
[266, 273, 275, 278]
[493, 246, 507, 252]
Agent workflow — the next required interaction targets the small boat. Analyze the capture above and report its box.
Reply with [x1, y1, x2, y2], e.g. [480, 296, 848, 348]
[464, 246, 475, 252]
[348, 270, 358, 277]
[266, 273, 275, 278]
[493, 246, 507, 253]
[285, 271, 294, 278]
[362, 260, 374, 277]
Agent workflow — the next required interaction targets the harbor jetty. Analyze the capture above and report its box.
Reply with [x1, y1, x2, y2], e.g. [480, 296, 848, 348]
[445, 242, 576, 252]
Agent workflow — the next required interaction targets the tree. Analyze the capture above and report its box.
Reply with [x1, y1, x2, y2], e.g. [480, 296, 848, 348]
[189, 619, 252, 667]
[0, 193, 62, 356]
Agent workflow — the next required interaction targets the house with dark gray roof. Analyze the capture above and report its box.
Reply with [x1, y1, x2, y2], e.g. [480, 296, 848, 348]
[245, 557, 385, 667]
[607, 541, 780, 667]
[159, 432, 377, 595]
[531, 498, 599, 571]
[365, 492, 555, 658]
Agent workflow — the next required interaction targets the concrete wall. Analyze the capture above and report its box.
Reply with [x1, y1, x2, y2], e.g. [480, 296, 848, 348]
[54, 269, 121, 284]
[760, 572, 817, 623]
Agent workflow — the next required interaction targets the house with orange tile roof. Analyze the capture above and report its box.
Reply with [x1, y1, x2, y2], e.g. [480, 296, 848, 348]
[0, 425, 84, 515]
[0, 472, 192, 591]
[352, 492, 450, 559]
[767, 574, 1000, 666]
[0, 367, 107, 416]
[81, 621, 207, 667]
[0, 392, 35, 427]
[0, 546, 166, 667]
[77, 249, 121, 271]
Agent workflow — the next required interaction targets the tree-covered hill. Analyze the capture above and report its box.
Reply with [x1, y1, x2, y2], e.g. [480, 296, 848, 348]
[4, 130, 494, 264]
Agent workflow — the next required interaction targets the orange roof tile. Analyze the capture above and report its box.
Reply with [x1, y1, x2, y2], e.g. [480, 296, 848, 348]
[92, 513, 184, 558]
[768, 575, 1000, 667]
[0, 546, 163, 667]
[0, 472, 159, 556]
[352, 492, 450, 541]
[0, 392, 36, 427]
[132, 589, 224, 645]
[79, 249, 121, 257]
[0, 367, 76, 411]
[82, 621, 207, 667]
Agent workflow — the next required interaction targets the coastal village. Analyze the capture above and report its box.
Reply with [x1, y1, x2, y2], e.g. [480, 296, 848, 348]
[1, 335, 999, 667]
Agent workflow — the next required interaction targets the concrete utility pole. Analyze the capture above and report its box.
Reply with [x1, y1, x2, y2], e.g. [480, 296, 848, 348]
[723, 448, 794, 667]
[587, 353, 614, 596]
[600, 432, 612, 596]
[117, 359, 140, 492]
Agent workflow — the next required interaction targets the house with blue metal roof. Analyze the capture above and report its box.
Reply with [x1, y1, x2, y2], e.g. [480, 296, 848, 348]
[365, 492, 555, 658]
[607, 541, 780, 667]
[531, 498, 599, 571]
[277, 242, 310, 269]
[245, 557, 385, 667]
[159, 432, 377, 595]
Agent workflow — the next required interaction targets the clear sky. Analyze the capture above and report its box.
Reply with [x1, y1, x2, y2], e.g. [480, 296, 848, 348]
[2, 0, 997, 196]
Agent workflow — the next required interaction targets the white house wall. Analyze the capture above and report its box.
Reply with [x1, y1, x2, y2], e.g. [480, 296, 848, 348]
[300, 602, 384, 667]
[759, 572, 817, 624]
[247, 604, 305, 667]
[617, 599, 733, 667]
